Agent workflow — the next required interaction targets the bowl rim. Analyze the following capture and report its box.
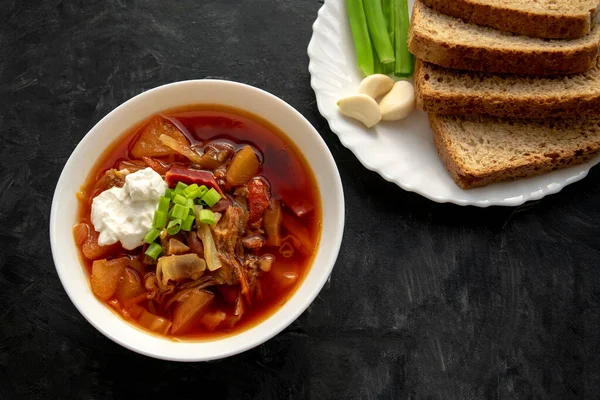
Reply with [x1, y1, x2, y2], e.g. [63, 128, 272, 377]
[49, 79, 345, 361]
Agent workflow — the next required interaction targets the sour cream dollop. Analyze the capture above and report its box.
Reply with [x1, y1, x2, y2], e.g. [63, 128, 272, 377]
[91, 167, 167, 250]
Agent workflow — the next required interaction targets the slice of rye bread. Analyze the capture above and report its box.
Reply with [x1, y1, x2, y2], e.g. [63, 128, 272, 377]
[429, 114, 600, 189]
[414, 59, 600, 119]
[419, 0, 599, 40]
[408, 0, 600, 76]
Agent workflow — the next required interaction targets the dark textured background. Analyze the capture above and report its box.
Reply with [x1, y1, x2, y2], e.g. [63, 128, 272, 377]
[2, 1, 600, 399]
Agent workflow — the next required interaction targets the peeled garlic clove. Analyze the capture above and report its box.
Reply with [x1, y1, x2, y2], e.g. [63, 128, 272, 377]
[379, 81, 416, 121]
[358, 74, 395, 99]
[337, 94, 382, 128]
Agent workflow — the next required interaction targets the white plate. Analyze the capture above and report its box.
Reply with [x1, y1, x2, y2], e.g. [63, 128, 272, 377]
[307, 0, 600, 207]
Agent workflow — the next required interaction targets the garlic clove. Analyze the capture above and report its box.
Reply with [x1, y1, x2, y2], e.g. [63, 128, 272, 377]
[378, 81, 416, 121]
[337, 94, 382, 128]
[358, 74, 395, 100]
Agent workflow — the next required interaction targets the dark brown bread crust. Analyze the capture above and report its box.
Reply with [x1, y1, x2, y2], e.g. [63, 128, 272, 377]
[429, 114, 600, 189]
[420, 0, 596, 40]
[414, 60, 600, 119]
[408, 26, 600, 75]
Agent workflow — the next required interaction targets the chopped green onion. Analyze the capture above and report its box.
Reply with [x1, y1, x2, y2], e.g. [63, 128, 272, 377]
[364, 0, 395, 65]
[167, 219, 182, 235]
[198, 209, 216, 225]
[187, 188, 201, 199]
[144, 228, 161, 244]
[181, 215, 195, 231]
[173, 193, 187, 206]
[175, 182, 189, 192]
[347, 0, 374, 76]
[145, 243, 162, 260]
[201, 188, 221, 207]
[393, 0, 413, 77]
[164, 188, 173, 199]
[171, 204, 189, 220]
[183, 183, 199, 198]
[186, 185, 207, 200]
[186, 198, 195, 210]
[152, 210, 168, 229]
[158, 196, 170, 213]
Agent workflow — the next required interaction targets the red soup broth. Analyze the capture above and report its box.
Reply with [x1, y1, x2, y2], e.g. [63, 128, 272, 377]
[75, 104, 322, 340]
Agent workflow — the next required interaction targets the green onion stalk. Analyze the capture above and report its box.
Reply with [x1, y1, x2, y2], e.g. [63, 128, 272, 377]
[373, 47, 384, 74]
[393, 0, 413, 77]
[346, 0, 374, 76]
[382, 0, 395, 74]
[364, 0, 395, 65]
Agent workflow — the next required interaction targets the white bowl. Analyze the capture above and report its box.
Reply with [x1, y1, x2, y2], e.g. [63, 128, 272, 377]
[49, 80, 345, 361]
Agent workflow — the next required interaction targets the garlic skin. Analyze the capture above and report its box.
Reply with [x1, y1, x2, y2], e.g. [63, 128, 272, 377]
[358, 74, 395, 100]
[336, 94, 382, 128]
[378, 81, 415, 121]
